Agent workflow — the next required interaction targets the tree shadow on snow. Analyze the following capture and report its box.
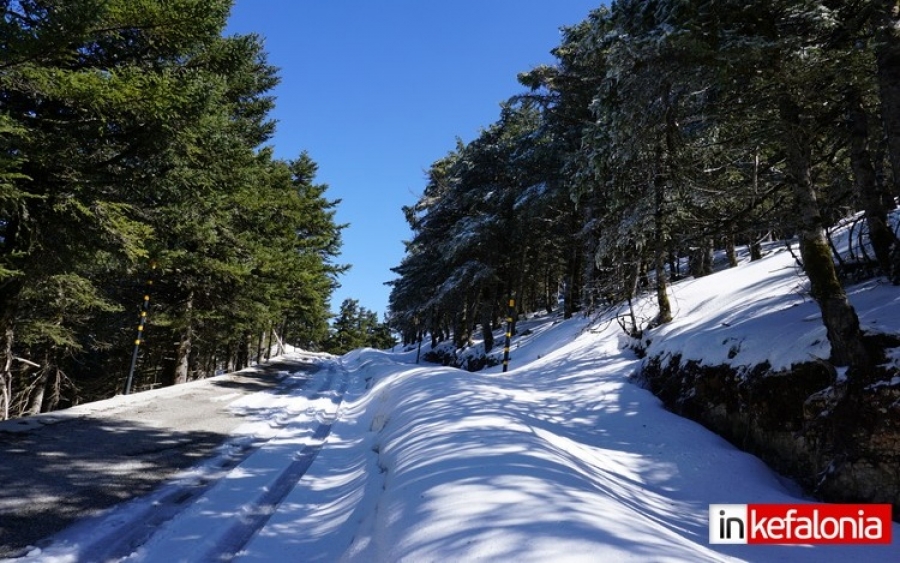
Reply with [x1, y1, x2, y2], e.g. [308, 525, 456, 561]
[0, 418, 233, 557]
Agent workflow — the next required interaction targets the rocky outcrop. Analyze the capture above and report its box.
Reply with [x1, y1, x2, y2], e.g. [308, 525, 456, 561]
[637, 340, 900, 521]
[422, 345, 500, 372]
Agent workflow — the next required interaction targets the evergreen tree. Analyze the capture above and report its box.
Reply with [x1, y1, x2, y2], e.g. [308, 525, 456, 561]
[388, 0, 894, 383]
[0, 1, 348, 415]
[0, 0, 233, 417]
[325, 298, 394, 355]
[662, 0, 873, 371]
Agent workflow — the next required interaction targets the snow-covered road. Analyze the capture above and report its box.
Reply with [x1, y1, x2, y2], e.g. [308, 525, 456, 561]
[0, 355, 332, 560]
[99, 360, 349, 562]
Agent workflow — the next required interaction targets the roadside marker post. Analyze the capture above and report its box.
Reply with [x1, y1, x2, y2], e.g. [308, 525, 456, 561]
[123, 261, 156, 395]
[502, 298, 515, 373]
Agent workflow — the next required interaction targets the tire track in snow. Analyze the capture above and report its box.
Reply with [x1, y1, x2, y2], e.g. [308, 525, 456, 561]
[199, 364, 349, 562]
[123, 361, 349, 562]
[11, 357, 347, 563]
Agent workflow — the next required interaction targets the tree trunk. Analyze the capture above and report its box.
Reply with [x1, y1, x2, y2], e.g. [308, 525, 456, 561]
[25, 366, 49, 416]
[624, 259, 642, 337]
[749, 146, 764, 263]
[779, 95, 870, 370]
[453, 299, 468, 349]
[689, 239, 714, 278]
[241, 333, 252, 368]
[0, 274, 24, 420]
[874, 0, 900, 199]
[654, 247, 673, 325]
[429, 309, 439, 349]
[668, 252, 679, 281]
[45, 366, 63, 412]
[467, 292, 479, 347]
[750, 235, 763, 261]
[173, 292, 194, 385]
[0, 320, 15, 420]
[0, 197, 29, 419]
[480, 290, 495, 353]
[564, 239, 582, 319]
[653, 80, 674, 326]
[726, 233, 738, 268]
[653, 170, 672, 324]
[544, 267, 554, 314]
[846, 86, 898, 278]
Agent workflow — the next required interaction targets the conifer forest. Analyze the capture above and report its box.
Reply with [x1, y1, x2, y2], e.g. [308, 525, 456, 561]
[0, 0, 349, 418]
[387, 0, 900, 382]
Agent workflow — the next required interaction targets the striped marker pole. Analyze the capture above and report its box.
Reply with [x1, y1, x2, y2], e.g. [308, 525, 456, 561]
[502, 298, 515, 373]
[123, 261, 156, 395]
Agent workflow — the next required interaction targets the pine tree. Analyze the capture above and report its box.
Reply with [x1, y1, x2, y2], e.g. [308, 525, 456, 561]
[326, 299, 365, 355]
[0, 0, 233, 417]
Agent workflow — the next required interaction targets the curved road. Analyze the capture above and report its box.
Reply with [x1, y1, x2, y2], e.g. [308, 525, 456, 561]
[0, 357, 321, 559]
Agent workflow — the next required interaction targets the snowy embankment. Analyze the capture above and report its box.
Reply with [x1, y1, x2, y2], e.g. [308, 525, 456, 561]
[240, 244, 899, 561]
[14, 242, 900, 562]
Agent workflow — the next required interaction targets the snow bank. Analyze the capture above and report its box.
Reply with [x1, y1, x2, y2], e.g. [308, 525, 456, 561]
[239, 312, 899, 561]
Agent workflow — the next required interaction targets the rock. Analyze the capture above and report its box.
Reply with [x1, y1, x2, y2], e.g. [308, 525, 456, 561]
[636, 349, 900, 521]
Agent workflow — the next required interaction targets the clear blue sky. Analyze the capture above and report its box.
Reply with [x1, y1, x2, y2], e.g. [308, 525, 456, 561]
[225, 1, 602, 318]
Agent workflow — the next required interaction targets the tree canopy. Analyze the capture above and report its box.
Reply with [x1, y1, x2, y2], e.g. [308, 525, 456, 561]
[388, 0, 900, 383]
[0, 0, 346, 418]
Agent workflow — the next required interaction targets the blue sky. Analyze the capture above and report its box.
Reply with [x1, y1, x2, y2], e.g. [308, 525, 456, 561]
[226, 1, 602, 317]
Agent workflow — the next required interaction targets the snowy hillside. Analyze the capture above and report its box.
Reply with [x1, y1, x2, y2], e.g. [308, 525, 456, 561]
[16, 239, 900, 562]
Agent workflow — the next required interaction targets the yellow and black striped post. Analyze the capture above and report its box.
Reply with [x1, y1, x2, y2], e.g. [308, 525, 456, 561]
[414, 315, 422, 364]
[502, 298, 515, 373]
[123, 261, 156, 395]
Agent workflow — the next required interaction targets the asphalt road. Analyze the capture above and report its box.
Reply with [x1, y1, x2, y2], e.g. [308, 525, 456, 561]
[0, 359, 320, 559]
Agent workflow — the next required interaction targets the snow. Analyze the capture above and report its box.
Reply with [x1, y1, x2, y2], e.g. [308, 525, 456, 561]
[7, 242, 900, 561]
[643, 242, 900, 373]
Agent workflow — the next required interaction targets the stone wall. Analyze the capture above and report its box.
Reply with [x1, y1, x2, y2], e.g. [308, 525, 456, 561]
[637, 347, 900, 521]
